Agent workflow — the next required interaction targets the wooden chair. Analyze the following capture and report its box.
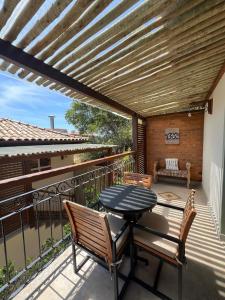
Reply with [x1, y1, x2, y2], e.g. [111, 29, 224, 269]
[133, 190, 196, 300]
[123, 172, 152, 189]
[63, 200, 130, 300]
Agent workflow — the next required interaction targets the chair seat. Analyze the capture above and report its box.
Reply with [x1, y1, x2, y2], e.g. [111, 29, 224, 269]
[134, 212, 181, 260]
[107, 214, 129, 254]
[157, 169, 188, 178]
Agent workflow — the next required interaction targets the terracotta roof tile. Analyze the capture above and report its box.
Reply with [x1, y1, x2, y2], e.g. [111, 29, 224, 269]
[0, 118, 87, 144]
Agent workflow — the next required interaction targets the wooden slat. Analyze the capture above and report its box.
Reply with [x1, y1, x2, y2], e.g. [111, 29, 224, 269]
[58, 0, 171, 73]
[73, 220, 106, 242]
[100, 41, 225, 94]
[15, 0, 95, 85]
[47, 0, 137, 68]
[0, 0, 20, 30]
[71, 0, 206, 80]
[94, 25, 225, 92]
[82, 13, 225, 87]
[17, 0, 72, 49]
[27, 0, 93, 56]
[41, 0, 112, 63]
[0, 0, 45, 71]
[78, 231, 107, 248]
[78, 237, 108, 258]
[4, 0, 44, 41]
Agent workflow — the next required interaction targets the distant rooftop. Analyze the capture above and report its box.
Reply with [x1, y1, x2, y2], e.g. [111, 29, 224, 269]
[0, 143, 116, 161]
[0, 118, 88, 145]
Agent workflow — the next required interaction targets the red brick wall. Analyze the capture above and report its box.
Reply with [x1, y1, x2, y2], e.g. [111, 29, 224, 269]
[146, 112, 204, 181]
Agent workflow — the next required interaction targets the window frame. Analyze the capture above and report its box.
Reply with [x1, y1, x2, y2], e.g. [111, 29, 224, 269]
[30, 158, 51, 173]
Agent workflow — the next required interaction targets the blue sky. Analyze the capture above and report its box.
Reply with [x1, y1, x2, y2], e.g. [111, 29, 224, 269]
[0, 71, 75, 130]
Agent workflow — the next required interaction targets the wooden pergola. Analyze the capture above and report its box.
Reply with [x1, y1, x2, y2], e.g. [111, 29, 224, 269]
[0, 0, 225, 172]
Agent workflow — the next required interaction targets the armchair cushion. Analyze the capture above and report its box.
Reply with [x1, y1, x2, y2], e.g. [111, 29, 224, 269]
[107, 214, 129, 253]
[134, 212, 180, 259]
[165, 158, 179, 170]
[157, 169, 188, 178]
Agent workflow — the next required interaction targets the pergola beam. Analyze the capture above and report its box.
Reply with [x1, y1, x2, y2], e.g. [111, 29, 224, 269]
[0, 39, 137, 117]
[205, 58, 225, 99]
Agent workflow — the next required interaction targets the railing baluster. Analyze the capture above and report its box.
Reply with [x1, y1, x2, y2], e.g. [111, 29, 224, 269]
[57, 192, 64, 240]
[99, 169, 102, 193]
[19, 210, 27, 269]
[1, 219, 10, 283]
[34, 200, 41, 257]
[48, 197, 53, 246]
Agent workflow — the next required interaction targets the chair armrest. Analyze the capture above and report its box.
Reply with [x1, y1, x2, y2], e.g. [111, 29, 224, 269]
[153, 161, 159, 172]
[135, 223, 182, 245]
[112, 221, 129, 243]
[186, 162, 191, 170]
[156, 201, 184, 212]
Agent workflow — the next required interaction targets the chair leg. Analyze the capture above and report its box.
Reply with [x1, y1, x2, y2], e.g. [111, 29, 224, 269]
[178, 266, 182, 300]
[153, 259, 163, 290]
[72, 241, 78, 273]
[187, 176, 190, 189]
[113, 265, 119, 300]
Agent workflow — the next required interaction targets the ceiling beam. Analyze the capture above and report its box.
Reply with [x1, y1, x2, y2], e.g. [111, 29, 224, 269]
[206, 58, 225, 99]
[0, 39, 138, 117]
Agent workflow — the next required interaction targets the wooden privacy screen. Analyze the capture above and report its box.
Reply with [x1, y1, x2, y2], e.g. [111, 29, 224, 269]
[132, 116, 146, 174]
[0, 161, 31, 236]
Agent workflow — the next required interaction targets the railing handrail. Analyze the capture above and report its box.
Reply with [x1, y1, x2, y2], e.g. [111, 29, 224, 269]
[0, 151, 135, 189]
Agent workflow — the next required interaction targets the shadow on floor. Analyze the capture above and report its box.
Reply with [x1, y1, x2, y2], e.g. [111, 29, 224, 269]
[15, 184, 225, 300]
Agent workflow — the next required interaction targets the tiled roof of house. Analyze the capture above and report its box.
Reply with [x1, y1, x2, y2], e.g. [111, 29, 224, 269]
[0, 118, 88, 144]
[0, 144, 116, 161]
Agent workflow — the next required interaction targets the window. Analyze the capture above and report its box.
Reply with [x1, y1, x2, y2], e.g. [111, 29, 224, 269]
[30, 158, 51, 173]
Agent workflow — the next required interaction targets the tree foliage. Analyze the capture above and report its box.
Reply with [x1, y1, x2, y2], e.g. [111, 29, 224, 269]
[65, 102, 132, 150]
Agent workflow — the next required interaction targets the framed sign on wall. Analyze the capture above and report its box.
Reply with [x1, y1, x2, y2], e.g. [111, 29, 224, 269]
[165, 128, 180, 144]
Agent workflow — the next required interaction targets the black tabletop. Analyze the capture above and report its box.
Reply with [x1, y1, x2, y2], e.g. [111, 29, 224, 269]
[99, 185, 157, 215]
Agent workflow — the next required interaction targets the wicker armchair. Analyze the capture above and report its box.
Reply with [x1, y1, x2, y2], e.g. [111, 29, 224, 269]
[123, 172, 153, 189]
[64, 200, 130, 300]
[134, 190, 196, 300]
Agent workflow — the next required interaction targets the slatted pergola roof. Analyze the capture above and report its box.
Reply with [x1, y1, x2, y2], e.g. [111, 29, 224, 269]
[0, 0, 225, 118]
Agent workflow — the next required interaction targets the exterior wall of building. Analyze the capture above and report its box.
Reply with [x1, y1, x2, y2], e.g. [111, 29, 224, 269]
[146, 112, 204, 181]
[32, 153, 86, 189]
[202, 73, 225, 239]
[0, 161, 29, 235]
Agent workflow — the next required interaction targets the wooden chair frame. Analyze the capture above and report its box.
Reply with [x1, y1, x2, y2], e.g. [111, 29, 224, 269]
[64, 200, 132, 300]
[153, 161, 191, 189]
[133, 190, 196, 300]
[123, 172, 152, 189]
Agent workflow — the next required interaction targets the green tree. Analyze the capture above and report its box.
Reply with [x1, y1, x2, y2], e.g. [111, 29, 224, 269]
[65, 102, 132, 150]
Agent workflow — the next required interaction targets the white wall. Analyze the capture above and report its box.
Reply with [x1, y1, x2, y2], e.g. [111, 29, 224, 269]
[202, 74, 225, 236]
[32, 153, 89, 189]
[32, 154, 75, 189]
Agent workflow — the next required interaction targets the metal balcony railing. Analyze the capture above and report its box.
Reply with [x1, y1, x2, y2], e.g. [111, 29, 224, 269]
[0, 153, 135, 298]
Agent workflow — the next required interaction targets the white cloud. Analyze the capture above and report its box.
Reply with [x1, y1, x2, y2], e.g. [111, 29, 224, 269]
[0, 71, 73, 130]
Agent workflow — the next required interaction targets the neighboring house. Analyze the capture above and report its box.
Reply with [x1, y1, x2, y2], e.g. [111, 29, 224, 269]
[0, 118, 115, 234]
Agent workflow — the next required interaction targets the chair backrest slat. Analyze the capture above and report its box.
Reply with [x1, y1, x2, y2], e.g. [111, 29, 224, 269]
[123, 172, 152, 189]
[179, 189, 196, 243]
[64, 200, 113, 264]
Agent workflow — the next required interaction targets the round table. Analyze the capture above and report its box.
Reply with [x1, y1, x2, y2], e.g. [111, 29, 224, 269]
[99, 184, 157, 218]
[99, 184, 157, 268]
